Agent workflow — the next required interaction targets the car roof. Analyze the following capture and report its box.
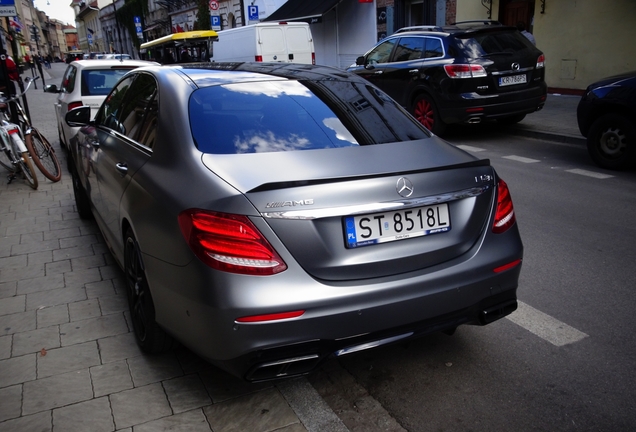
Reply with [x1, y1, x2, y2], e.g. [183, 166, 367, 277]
[69, 59, 160, 69]
[393, 20, 517, 37]
[147, 62, 364, 88]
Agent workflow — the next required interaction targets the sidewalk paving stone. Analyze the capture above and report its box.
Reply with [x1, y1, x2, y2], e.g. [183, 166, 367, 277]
[36, 340, 100, 378]
[0, 384, 22, 422]
[90, 359, 134, 397]
[36, 304, 69, 327]
[59, 312, 129, 346]
[17, 273, 64, 295]
[11, 325, 59, 357]
[0, 310, 36, 335]
[0, 410, 51, 432]
[22, 368, 93, 415]
[110, 382, 173, 429]
[52, 396, 115, 432]
[134, 409, 211, 432]
[0, 354, 37, 388]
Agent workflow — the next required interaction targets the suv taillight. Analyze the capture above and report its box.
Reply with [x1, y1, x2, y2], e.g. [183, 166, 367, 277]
[68, 102, 83, 111]
[178, 209, 287, 275]
[536, 54, 545, 69]
[493, 179, 516, 234]
[444, 64, 487, 79]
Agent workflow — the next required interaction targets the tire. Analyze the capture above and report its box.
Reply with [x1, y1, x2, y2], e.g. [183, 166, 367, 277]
[497, 114, 526, 125]
[18, 151, 38, 189]
[586, 113, 636, 170]
[411, 93, 447, 136]
[0, 147, 15, 173]
[70, 166, 93, 219]
[124, 228, 176, 354]
[25, 129, 62, 182]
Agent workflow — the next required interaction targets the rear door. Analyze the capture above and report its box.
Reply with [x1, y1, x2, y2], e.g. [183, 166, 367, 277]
[259, 26, 288, 62]
[91, 73, 156, 249]
[284, 24, 314, 64]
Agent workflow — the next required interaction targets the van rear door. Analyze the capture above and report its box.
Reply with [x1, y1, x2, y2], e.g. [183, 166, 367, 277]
[285, 25, 314, 64]
[259, 27, 288, 62]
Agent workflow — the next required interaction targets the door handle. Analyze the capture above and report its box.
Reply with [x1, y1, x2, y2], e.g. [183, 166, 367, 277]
[115, 162, 128, 176]
[409, 69, 420, 75]
[374, 70, 384, 75]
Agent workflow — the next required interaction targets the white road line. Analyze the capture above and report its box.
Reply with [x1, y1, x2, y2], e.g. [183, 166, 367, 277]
[566, 169, 614, 179]
[506, 301, 589, 346]
[503, 155, 541, 163]
[456, 145, 486, 152]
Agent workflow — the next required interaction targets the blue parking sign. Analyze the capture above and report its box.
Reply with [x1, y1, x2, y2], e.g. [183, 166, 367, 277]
[211, 15, 221, 29]
[248, 5, 258, 21]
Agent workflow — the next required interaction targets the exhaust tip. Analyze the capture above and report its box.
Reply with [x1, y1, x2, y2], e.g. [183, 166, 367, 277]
[467, 117, 482, 124]
[480, 300, 517, 324]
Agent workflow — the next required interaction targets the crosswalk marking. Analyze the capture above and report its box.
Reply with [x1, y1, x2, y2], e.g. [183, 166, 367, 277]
[502, 155, 541, 163]
[506, 301, 589, 346]
[566, 169, 614, 179]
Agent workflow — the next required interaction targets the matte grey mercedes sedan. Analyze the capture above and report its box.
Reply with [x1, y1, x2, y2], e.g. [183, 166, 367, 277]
[65, 63, 523, 381]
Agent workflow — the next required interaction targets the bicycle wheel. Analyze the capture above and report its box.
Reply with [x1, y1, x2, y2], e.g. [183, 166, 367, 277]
[25, 128, 62, 182]
[18, 151, 38, 189]
[0, 147, 16, 173]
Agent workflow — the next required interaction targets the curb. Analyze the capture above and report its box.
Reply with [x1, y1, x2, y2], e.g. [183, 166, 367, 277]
[507, 127, 587, 146]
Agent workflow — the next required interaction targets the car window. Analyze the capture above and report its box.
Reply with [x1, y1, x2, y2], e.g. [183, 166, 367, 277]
[116, 74, 158, 145]
[189, 79, 429, 154]
[96, 75, 135, 133]
[393, 37, 425, 62]
[459, 30, 533, 56]
[424, 37, 444, 59]
[81, 69, 136, 96]
[61, 66, 77, 93]
[366, 39, 397, 64]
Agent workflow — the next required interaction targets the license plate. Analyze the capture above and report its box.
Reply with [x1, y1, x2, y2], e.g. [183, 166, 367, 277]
[344, 204, 451, 248]
[499, 74, 527, 86]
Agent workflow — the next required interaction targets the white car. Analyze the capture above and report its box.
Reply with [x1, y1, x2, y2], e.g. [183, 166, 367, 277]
[45, 59, 158, 149]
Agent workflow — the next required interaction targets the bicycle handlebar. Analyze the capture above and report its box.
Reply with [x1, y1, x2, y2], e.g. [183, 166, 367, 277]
[0, 76, 39, 104]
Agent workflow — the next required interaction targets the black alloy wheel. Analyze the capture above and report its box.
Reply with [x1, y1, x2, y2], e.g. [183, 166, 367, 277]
[124, 229, 175, 353]
[586, 113, 636, 170]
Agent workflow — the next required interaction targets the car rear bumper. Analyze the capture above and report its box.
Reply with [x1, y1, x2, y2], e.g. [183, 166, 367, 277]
[143, 223, 523, 381]
[438, 83, 547, 124]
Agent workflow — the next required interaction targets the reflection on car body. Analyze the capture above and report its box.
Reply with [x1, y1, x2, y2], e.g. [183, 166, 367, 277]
[66, 63, 523, 381]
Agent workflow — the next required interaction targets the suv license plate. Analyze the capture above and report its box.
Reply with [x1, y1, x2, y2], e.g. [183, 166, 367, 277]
[344, 204, 451, 248]
[499, 74, 527, 86]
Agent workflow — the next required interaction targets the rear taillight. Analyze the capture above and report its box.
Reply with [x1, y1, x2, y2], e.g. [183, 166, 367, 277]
[68, 102, 83, 111]
[536, 54, 545, 69]
[255, 55, 263, 62]
[178, 209, 287, 275]
[312, 53, 316, 65]
[493, 179, 516, 234]
[444, 64, 487, 79]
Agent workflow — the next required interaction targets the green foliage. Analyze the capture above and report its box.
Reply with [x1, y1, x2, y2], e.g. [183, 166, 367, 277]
[196, 0, 212, 31]
[116, 0, 149, 50]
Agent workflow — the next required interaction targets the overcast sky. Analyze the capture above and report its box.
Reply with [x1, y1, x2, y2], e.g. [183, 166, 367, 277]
[33, 0, 76, 26]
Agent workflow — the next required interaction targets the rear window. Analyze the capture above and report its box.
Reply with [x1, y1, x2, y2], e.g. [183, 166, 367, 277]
[81, 69, 136, 96]
[189, 79, 430, 154]
[457, 30, 533, 57]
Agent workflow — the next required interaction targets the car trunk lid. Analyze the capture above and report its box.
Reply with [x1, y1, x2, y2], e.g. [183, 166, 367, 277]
[202, 139, 496, 281]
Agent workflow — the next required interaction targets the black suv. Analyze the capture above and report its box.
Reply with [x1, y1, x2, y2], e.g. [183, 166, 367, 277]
[347, 21, 547, 135]
[577, 71, 636, 170]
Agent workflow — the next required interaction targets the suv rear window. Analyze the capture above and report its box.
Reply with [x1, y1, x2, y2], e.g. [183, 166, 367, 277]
[458, 30, 533, 56]
[189, 79, 430, 154]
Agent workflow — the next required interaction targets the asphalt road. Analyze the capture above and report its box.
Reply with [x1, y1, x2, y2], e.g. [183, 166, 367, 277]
[39, 63, 636, 431]
[320, 130, 636, 431]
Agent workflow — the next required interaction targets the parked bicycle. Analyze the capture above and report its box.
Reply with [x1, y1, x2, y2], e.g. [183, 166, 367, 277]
[0, 117, 38, 188]
[0, 76, 61, 184]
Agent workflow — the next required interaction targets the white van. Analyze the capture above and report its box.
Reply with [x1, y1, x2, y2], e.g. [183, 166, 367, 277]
[211, 22, 315, 64]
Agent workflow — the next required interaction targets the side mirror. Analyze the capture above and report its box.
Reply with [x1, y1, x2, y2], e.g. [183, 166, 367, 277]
[355, 56, 365, 66]
[65, 106, 91, 127]
[44, 84, 59, 93]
